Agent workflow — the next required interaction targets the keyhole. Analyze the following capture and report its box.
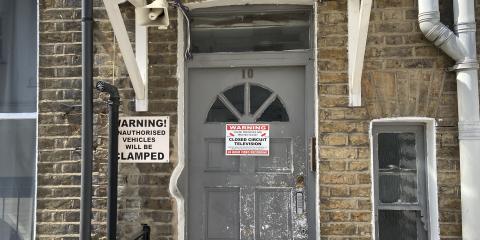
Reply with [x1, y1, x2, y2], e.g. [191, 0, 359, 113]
[296, 175, 305, 188]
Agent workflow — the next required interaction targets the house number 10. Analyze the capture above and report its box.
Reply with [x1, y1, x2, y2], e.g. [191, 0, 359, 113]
[242, 68, 254, 79]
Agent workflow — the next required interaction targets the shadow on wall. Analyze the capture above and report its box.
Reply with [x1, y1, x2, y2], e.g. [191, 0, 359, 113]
[0, 219, 21, 240]
[363, 70, 455, 119]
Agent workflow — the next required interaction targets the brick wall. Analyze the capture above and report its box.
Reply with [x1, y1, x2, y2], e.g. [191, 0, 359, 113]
[37, 0, 177, 238]
[317, 0, 461, 238]
[36, 0, 470, 239]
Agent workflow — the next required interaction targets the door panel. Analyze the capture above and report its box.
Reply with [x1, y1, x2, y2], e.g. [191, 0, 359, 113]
[205, 139, 240, 172]
[255, 188, 292, 239]
[255, 138, 292, 173]
[205, 187, 240, 239]
[188, 67, 308, 240]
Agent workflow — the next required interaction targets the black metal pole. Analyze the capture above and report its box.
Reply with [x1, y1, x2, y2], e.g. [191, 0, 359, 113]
[142, 224, 151, 240]
[96, 81, 120, 240]
[80, 0, 94, 239]
[133, 224, 151, 240]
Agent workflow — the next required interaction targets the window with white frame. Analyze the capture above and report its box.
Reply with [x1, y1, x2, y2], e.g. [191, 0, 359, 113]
[190, 6, 312, 53]
[0, 0, 37, 239]
[372, 124, 430, 240]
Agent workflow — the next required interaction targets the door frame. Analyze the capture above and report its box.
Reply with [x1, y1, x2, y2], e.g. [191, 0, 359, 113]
[169, 3, 319, 240]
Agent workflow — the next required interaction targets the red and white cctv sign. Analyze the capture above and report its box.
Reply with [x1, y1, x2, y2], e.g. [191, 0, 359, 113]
[225, 124, 269, 156]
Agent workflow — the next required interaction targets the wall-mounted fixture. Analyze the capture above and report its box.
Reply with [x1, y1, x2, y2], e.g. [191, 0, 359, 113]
[418, 0, 480, 238]
[138, 0, 170, 27]
[102, 0, 171, 111]
[347, 0, 373, 107]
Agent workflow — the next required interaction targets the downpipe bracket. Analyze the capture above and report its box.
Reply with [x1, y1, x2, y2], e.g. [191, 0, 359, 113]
[458, 121, 480, 140]
[454, 22, 477, 34]
[418, 11, 440, 23]
[450, 59, 479, 71]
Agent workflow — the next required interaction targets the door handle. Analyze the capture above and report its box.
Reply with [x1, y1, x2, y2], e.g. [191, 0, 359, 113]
[295, 176, 305, 215]
[295, 191, 304, 214]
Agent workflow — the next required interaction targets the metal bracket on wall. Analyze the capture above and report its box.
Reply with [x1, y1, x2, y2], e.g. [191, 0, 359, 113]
[102, 0, 170, 111]
[347, 0, 372, 107]
[59, 103, 82, 115]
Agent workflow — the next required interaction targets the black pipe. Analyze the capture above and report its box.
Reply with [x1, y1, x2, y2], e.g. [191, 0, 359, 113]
[96, 81, 120, 240]
[133, 224, 151, 240]
[142, 224, 151, 240]
[80, 0, 94, 238]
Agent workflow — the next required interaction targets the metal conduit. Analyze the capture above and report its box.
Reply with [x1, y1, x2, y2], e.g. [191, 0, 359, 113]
[80, 0, 94, 238]
[96, 81, 120, 240]
[418, 0, 480, 239]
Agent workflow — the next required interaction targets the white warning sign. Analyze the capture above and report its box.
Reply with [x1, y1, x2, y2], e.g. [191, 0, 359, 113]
[118, 116, 169, 163]
[225, 124, 269, 156]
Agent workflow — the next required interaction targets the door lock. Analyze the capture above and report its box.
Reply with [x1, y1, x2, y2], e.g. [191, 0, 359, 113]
[296, 191, 304, 214]
[296, 175, 305, 188]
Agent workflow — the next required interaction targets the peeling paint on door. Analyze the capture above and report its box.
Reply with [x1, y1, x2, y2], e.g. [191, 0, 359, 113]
[188, 67, 310, 239]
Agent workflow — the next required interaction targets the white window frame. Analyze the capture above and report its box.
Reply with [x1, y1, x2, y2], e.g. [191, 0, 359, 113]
[370, 118, 440, 240]
[0, 0, 39, 239]
[0, 113, 37, 119]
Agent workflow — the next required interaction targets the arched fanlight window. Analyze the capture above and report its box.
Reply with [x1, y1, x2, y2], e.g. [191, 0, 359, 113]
[206, 83, 289, 122]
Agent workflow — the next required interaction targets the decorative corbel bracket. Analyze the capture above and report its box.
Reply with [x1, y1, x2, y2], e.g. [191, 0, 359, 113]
[102, 0, 170, 111]
[348, 0, 372, 107]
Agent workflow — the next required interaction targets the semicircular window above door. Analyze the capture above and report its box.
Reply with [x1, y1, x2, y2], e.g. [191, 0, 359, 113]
[206, 83, 289, 122]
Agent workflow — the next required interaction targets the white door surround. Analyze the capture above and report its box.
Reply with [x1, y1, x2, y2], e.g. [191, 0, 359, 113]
[169, 2, 319, 239]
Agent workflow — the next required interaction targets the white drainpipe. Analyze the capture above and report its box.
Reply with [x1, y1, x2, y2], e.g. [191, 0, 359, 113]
[418, 0, 480, 239]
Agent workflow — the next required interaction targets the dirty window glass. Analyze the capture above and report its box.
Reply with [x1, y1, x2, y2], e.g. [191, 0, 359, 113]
[250, 85, 272, 114]
[206, 83, 289, 123]
[224, 84, 245, 114]
[373, 126, 428, 239]
[0, 0, 37, 113]
[378, 133, 417, 203]
[379, 172, 418, 203]
[191, 9, 311, 53]
[0, 119, 36, 240]
[0, 17, 3, 62]
[378, 210, 427, 240]
[206, 97, 238, 122]
[257, 97, 289, 122]
[378, 133, 417, 170]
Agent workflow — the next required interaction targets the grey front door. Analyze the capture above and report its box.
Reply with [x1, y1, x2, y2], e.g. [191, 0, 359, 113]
[188, 66, 309, 240]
